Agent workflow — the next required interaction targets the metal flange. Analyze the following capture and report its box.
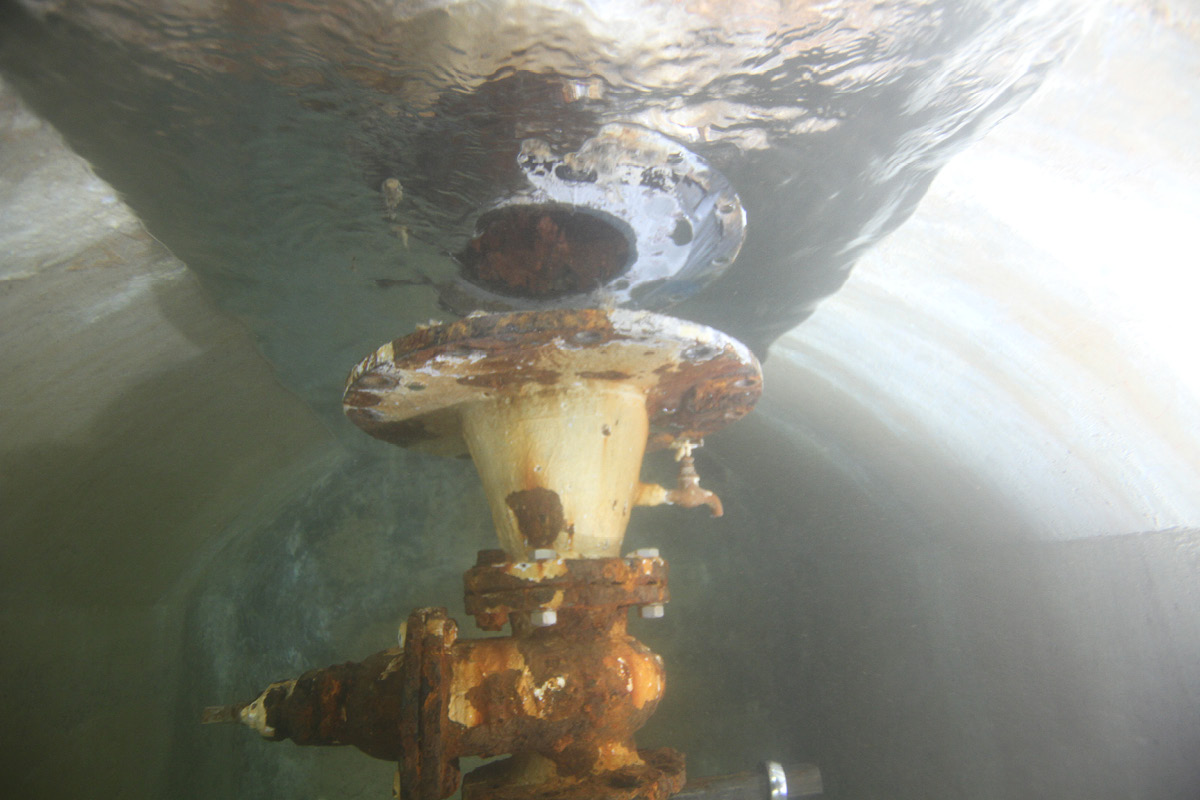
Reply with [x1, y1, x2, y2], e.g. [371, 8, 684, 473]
[343, 308, 762, 456]
[465, 550, 668, 631]
[397, 608, 462, 800]
[462, 747, 686, 800]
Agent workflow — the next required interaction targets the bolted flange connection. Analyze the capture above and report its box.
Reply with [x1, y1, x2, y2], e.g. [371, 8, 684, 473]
[209, 310, 762, 800]
[228, 605, 684, 800]
[465, 549, 669, 632]
[343, 309, 761, 560]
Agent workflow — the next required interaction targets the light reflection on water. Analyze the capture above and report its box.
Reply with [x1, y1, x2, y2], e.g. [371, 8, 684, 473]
[775, 6, 1200, 539]
[0, 0, 1082, 419]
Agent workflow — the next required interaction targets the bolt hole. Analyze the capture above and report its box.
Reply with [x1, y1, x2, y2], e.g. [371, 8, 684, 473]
[682, 344, 718, 362]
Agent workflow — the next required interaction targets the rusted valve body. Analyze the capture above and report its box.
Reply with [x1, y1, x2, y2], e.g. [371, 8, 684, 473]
[237, 552, 683, 800]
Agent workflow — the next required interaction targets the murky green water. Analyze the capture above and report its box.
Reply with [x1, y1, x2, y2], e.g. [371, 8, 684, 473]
[4, 2, 1200, 800]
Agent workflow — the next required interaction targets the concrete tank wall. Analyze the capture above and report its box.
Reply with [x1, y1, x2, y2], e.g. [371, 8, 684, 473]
[2, 3, 1199, 798]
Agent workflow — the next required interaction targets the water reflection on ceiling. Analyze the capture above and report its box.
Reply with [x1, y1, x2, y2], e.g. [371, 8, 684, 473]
[775, 5, 1200, 539]
[0, 0, 1082, 420]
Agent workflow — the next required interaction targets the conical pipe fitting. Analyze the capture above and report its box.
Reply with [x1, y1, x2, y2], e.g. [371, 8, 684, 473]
[343, 309, 761, 559]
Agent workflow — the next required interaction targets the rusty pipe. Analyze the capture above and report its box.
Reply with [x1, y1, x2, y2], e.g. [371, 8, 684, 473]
[447, 609, 666, 776]
[228, 607, 666, 793]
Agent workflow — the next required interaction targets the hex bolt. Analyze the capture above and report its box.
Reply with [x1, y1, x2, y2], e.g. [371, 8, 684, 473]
[634, 547, 660, 558]
[530, 608, 558, 627]
[640, 603, 665, 619]
[532, 548, 557, 561]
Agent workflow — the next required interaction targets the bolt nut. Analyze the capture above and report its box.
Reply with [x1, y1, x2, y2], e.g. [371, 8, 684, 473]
[640, 603, 665, 619]
[532, 548, 557, 560]
[530, 608, 558, 627]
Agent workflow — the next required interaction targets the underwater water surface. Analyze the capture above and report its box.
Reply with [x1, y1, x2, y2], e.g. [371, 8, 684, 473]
[3, 2, 1199, 800]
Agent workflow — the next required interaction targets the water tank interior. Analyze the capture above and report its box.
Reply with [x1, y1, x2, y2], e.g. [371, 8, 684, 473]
[1, 2, 1198, 798]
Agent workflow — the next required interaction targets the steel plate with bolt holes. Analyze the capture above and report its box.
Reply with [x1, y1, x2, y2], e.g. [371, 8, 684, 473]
[443, 124, 746, 313]
[343, 308, 762, 456]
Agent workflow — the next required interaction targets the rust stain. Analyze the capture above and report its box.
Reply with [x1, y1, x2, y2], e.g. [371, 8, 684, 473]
[464, 555, 668, 628]
[578, 370, 632, 381]
[354, 373, 396, 390]
[344, 309, 761, 458]
[463, 669, 528, 755]
[323, 308, 766, 799]
[385, 309, 624, 373]
[505, 488, 567, 548]
[343, 389, 382, 407]
[456, 368, 560, 390]
[644, 346, 761, 440]
[457, 205, 632, 300]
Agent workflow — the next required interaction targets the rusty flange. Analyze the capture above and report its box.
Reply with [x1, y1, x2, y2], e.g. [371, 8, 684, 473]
[344, 308, 759, 560]
[465, 551, 668, 632]
[343, 308, 761, 455]
[462, 747, 686, 800]
[398, 608, 462, 800]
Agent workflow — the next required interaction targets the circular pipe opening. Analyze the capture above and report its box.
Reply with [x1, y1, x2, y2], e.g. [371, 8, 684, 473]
[456, 204, 635, 300]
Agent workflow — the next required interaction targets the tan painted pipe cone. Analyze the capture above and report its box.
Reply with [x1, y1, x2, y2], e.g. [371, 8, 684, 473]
[461, 383, 650, 558]
[343, 309, 762, 560]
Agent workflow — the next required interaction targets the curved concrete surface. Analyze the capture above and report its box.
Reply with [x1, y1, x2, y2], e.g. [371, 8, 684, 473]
[1, 2, 1198, 799]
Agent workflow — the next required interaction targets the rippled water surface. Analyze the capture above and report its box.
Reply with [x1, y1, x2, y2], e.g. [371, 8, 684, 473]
[0, 0, 1081, 417]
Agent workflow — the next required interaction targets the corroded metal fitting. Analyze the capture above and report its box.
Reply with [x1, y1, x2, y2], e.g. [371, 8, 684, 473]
[215, 309, 766, 800]
[398, 609, 461, 800]
[343, 308, 761, 453]
[462, 746, 686, 800]
[465, 550, 669, 631]
[228, 606, 679, 800]
[343, 308, 761, 560]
